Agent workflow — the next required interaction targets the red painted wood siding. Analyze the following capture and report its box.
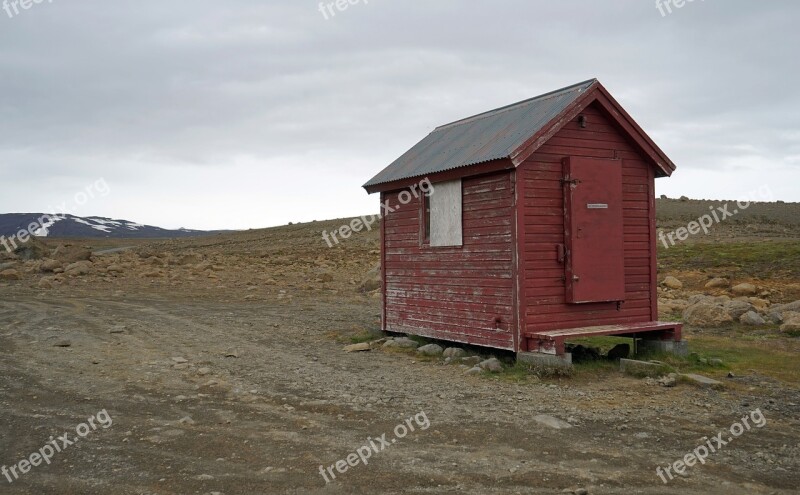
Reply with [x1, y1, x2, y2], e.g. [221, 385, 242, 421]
[383, 171, 516, 350]
[518, 102, 657, 339]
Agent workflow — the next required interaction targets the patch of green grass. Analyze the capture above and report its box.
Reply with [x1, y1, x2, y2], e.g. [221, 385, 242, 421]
[687, 336, 800, 384]
[658, 240, 800, 278]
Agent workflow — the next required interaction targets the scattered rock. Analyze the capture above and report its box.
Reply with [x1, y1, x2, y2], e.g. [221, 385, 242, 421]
[195, 474, 214, 481]
[745, 297, 770, 311]
[708, 358, 724, 367]
[705, 277, 730, 289]
[478, 358, 503, 373]
[681, 373, 723, 388]
[178, 253, 203, 265]
[52, 244, 92, 264]
[772, 300, 800, 314]
[780, 314, 800, 334]
[344, 342, 371, 353]
[658, 374, 677, 387]
[740, 311, 766, 326]
[171, 357, 188, 364]
[417, 344, 444, 357]
[40, 259, 62, 273]
[383, 337, 419, 349]
[724, 300, 753, 320]
[532, 415, 572, 430]
[109, 325, 126, 334]
[461, 356, 482, 366]
[662, 276, 683, 289]
[732, 283, 757, 297]
[683, 303, 733, 327]
[106, 264, 124, 274]
[464, 366, 482, 375]
[37, 278, 53, 289]
[225, 350, 240, 358]
[53, 340, 72, 347]
[443, 347, 466, 359]
[0, 269, 20, 281]
[64, 261, 93, 277]
[620, 358, 670, 376]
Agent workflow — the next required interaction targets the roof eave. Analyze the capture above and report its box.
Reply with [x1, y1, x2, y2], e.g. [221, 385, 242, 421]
[508, 81, 677, 177]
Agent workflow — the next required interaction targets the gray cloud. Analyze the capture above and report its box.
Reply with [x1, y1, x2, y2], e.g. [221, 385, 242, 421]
[0, 0, 797, 229]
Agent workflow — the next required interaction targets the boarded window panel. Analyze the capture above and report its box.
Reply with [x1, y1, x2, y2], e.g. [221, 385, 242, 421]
[430, 179, 463, 247]
[564, 157, 625, 303]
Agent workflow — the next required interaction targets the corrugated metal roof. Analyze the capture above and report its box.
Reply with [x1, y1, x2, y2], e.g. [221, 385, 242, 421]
[364, 79, 597, 189]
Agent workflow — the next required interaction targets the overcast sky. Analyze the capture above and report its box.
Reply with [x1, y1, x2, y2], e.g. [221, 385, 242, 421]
[1, 0, 798, 230]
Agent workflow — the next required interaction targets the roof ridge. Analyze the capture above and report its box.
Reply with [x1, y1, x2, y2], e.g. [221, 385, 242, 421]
[433, 78, 598, 132]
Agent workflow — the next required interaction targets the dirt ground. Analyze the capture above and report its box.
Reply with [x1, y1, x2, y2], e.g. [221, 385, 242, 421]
[1, 215, 800, 494]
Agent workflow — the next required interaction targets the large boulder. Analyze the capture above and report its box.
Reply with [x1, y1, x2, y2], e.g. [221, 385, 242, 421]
[383, 337, 419, 349]
[683, 303, 734, 327]
[731, 283, 758, 297]
[443, 347, 466, 359]
[705, 277, 730, 289]
[417, 344, 444, 356]
[740, 311, 766, 326]
[659, 298, 688, 316]
[724, 300, 753, 320]
[479, 358, 504, 373]
[662, 276, 683, 290]
[780, 313, 800, 334]
[768, 301, 800, 323]
[744, 297, 770, 311]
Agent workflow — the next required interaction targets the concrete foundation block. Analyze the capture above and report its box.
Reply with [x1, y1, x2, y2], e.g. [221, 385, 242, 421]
[619, 358, 666, 375]
[680, 373, 724, 389]
[518, 352, 573, 369]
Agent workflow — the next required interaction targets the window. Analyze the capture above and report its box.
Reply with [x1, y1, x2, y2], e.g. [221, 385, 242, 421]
[423, 179, 462, 247]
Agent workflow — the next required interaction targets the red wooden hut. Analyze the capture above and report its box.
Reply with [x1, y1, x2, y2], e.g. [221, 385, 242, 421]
[363, 79, 683, 364]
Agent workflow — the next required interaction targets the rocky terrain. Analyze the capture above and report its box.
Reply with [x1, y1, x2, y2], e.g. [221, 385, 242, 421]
[1, 211, 799, 494]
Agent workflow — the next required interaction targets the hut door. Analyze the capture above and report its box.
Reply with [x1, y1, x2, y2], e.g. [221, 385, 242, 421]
[563, 157, 626, 304]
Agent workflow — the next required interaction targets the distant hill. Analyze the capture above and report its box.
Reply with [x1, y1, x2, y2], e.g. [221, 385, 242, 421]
[0, 213, 215, 239]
